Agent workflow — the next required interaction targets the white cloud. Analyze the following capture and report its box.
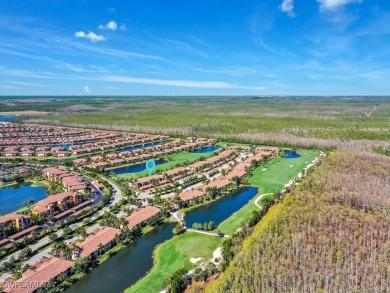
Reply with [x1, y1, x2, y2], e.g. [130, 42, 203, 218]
[84, 85, 91, 93]
[98, 20, 118, 31]
[101, 75, 265, 90]
[75, 31, 105, 42]
[279, 0, 295, 17]
[119, 23, 127, 30]
[317, 0, 363, 12]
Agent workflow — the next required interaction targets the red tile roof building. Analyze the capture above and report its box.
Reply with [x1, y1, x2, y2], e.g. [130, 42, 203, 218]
[3, 257, 74, 293]
[71, 227, 121, 259]
[125, 206, 161, 228]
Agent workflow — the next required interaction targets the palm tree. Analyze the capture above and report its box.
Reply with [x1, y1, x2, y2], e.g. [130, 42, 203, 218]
[97, 243, 105, 256]
[63, 247, 72, 260]
[75, 226, 87, 239]
[57, 272, 67, 284]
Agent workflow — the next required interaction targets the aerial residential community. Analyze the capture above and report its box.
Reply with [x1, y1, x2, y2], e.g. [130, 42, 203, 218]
[0, 120, 324, 292]
[1, 0, 389, 293]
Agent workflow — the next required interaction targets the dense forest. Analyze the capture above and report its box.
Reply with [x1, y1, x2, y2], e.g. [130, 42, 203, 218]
[203, 151, 389, 293]
[2, 96, 388, 151]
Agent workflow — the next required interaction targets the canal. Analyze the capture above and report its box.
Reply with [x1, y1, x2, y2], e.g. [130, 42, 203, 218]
[65, 186, 258, 293]
[0, 182, 47, 215]
[120, 141, 163, 152]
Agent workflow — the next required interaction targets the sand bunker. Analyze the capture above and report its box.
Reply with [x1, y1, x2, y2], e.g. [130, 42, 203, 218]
[190, 257, 202, 264]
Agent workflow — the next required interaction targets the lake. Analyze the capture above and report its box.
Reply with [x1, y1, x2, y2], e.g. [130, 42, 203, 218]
[191, 145, 221, 153]
[65, 186, 258, 293]
[185, 186, 258, 227]
[0, 182, 47, 215]
[107, 160, 169, 175]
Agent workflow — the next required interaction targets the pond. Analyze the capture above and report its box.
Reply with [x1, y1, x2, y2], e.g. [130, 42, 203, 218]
[0, 182, 47, 215]
[0, 115, 16, 121]
[191, 145, 222, 153]
[65, 185, 258, 293]
[283, 150, 301, 159]
[106, 160, 169, 175]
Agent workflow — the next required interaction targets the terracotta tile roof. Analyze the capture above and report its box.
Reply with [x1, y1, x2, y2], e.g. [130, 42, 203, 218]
[224, 169, 247, 180]
[62, 176, 84, 187]
[71, 200, 92, 211]
[52, 209, 74, 220]
[0, 213, 29, 225]
[90, 161, 109, 167]
[165, 167, 187, 176]
[34, 192, 76, 208]
[179, 190, 204, 201]
[73, 158, 87, 164]
[8, 225, 40, 240]
[125, 206, 160, 228]
[42, 167, 68, 175]
[74, 227, 121, 257]
[136, 175, 164, 185]
[188, 161, 206, 169]
[204, 179, 232, 190]
[0, 238, 11, 247]
[3, 257, 74, 293]
[234, 162, 251, 171]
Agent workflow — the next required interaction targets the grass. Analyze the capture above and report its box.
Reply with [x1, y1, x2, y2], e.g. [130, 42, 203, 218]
[116, 151, 216, 179]
[30, 181, 46, 187]
[127, 232, 222, 293]
[216, 150, 320, 235]
[249, 149, 320, 193]
[141, 225, 155, 234]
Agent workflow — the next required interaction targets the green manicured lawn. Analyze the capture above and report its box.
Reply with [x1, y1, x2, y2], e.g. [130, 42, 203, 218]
[249, 149, 319, 193]
[30, 181, 46, 187]
[217, 150, 320, 235]
[117, 151, 216, 179]
[127, 232, 222, 293]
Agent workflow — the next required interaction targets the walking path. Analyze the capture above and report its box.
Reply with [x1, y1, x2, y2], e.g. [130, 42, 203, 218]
[254, 193, 273, 208]
[187, 228, 229, 238]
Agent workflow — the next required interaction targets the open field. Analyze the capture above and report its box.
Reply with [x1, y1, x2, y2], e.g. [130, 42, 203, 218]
[128, 232, 222, 293]
[217, 149, 319, 235]
[2, 97, 387, 149]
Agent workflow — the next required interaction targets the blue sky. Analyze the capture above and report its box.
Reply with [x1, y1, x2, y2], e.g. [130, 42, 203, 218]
[0, 0, 389, 95]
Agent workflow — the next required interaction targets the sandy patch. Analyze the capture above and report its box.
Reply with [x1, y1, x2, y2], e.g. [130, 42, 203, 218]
[213, 247, 222, 259]
[190, 257, 202, 264]
[0, 111, 49, 116]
